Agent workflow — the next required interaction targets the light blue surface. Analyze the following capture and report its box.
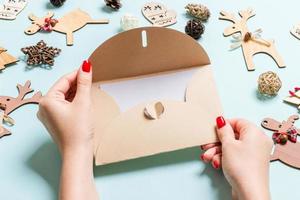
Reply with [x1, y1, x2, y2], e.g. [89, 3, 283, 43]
[1, 0, 300, 199]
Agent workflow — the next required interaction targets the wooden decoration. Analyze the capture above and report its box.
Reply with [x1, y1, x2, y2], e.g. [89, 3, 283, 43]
[291, 23, 300, 40]
[0, 47, 18, 70]
[24, 9, 109, 46]
[284, 88, 300, 110]
[219, 8, 285, 71]
[0, 0, 28, 20]
[0, 110, 10, 138]
[261, 115, 300, 169]
[0, 81, 41, 139]
[142, 2, 177, 27]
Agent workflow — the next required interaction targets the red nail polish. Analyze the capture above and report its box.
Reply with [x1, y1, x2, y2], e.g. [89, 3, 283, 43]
[212, 160, 219, 169]
[82, 60, 91, 73]
[216, 116, 226, 129]
[200, 154, 205, 161]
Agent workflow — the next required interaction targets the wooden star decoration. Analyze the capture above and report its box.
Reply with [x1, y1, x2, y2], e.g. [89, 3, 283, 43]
[21, 40, 61, 66]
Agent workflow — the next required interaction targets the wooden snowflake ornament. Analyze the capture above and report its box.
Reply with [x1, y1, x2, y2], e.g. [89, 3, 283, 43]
[219, 8, 285, 71]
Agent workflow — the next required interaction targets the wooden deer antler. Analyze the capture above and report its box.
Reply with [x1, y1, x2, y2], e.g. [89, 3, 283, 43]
[219, 11, 236, 22]
[0, 80, 42, 115]
[238, 8, 255, 20]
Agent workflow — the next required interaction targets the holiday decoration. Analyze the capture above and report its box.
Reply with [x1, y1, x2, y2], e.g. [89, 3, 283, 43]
[142, 2, 177, 27]
[0, 81, 42, 138]
[219, 8, 285, 71]
[0, 0, 28, 20]
[104, 0, 121, 10]
[39, 17, 58, 32]
[120, 14, 139, 31]
[0, 47, 18, 70]
[284, 87, 300, 110]
[185, 19, 204, 40]
[24, 9, 109, 46]
[291, 23, 300, 40]
[257, 71, 282, 96]
[21, 40, 61, 66]
[185, 4, 210, 21]
[262, 115, 300, 169]
[50, 0, 66, 7]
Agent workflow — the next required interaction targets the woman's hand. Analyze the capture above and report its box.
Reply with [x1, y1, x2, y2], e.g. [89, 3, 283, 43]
[38, 60, 98, 200]
[38, 60, 93, 155]
[201, 117, 273, 200]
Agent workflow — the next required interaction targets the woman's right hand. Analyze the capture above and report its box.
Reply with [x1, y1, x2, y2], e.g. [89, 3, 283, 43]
[201, 117, 273, 200]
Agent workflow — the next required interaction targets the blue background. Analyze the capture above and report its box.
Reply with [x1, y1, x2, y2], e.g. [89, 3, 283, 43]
[1, 0, 300, 199]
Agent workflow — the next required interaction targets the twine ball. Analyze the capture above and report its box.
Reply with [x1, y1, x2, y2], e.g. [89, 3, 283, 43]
[185, 19, 204, 40]
[50, 0, 66, 7]
[258, 71, 282, 96]
[120, 14, 139, 31]
[185, 4, 210, 21]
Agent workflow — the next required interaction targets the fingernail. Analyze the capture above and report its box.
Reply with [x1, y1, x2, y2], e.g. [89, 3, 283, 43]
[82, 60, 91, 73]
[216, 116, 226, 129]
[212, 160, 219, 169]
[200, 154, 205, 161]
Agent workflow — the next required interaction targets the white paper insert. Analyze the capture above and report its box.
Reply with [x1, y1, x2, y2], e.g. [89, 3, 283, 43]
[100, 69, 198, 112]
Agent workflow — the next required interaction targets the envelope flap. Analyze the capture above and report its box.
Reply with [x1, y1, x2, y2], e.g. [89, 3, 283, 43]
[89, 27, 211, 82]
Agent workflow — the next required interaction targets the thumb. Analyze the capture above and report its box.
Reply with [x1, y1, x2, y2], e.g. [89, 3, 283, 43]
[74, 60, 92, 105]
[216, 116, 235, 143]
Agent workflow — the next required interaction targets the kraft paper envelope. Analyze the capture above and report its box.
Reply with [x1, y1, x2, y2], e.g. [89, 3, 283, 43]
[89, 27, 222, 165]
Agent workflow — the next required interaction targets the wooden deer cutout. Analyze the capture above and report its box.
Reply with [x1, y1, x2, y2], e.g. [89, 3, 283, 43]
[219, 8, 285, 71]
[261, 115, 300, 169]
[0, 81, 42, 138]
[24, 9, 109, 46]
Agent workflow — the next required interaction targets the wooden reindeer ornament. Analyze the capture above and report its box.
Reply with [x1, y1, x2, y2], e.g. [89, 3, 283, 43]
[219, 8, 285, 71]
[0, 47, 18, 70]
[24, 9, 109, 46]
[261, 115, 300, 169]
[0, 81, 42, 138]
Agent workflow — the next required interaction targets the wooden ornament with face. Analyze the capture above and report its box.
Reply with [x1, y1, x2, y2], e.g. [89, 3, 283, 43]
[142, 2, 177, 27]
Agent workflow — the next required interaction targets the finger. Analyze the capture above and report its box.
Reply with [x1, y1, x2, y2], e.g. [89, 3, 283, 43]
[229, 118, 260, 140]
[200, 142, 221, 150]
[211, 153, 222, 169]
[74, 60, 92, 105]
[47, 70, 77, 98]
[200, 146, 221, 163]
[216, 116, 235, 143]
[232, 189, 238, 200]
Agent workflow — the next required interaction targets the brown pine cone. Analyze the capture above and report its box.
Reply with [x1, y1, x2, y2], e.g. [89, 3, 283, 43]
[105, 0, 122, 10]
[50, 0, 66, 7]
[185, 19, 205, 40]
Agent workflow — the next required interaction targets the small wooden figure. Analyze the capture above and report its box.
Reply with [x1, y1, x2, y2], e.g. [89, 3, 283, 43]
[219, 8, 285, 71]
[0, 81, 41, 139]
[284, 87, 300, 110]
[142, 2, 176, 27]
[0, 0, 28, 20]
[261, 115, 300, 169]
[0, 47, 18, 70]
[24, 9, 109, 46]
[291, 23, 300, 40]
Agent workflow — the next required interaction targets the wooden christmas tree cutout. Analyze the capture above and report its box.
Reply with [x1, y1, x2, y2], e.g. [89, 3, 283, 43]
[24, 9, 109, 46]
[0, 47, 18, 70]
[219, 8, 285, 71]
[0, 81, 42, 138]
[261, 115, 300, 169]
